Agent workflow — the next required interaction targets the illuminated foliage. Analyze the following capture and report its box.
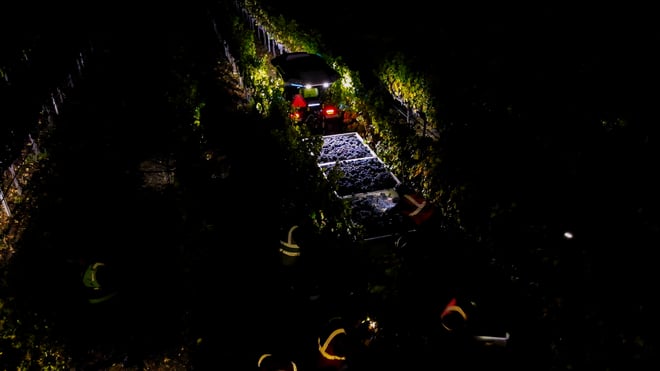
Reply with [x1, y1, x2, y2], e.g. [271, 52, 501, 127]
[376, 52, 437, 130]
[0, 296, 73, 369]
[270, 124, 360, 241]
[242, 0, 324, 54]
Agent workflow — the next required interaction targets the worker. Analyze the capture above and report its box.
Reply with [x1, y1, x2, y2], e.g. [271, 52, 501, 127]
[292, 93, 308, 109]
[279, 224, 302, 267]
[317, 316, 350, 370]
[290, 94, 308, 123]
[395, 184, 435, 226]
[440, 296, 510, 347]
[81, 261, 119, 304]
[440, 297, 474, 333]
[279, 222, 316, 296]
[316, 314, 381, 370]
[257, 353, 298, 371]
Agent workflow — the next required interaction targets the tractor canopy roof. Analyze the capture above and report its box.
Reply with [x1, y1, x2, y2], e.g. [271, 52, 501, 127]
[271, 52, 340, 88]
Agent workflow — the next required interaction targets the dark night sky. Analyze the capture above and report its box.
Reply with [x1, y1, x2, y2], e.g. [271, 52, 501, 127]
[257, 1, 660, 122]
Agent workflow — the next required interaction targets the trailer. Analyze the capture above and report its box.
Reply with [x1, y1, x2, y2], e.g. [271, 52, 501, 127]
[317, 132, 416, 241]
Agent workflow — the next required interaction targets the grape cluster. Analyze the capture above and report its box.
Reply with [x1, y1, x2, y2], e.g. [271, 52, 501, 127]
[349, 193, 405, 237]
[318, 133, 375, 164]
[318, 132, 404, 238]
[321, 157, 399, 196]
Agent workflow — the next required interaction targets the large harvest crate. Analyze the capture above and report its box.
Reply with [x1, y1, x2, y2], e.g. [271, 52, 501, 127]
[319, 132, 400, 196]
[318, 132, 378, 165]
[319, 157, 400, 197]
[318, 132, 405, 239]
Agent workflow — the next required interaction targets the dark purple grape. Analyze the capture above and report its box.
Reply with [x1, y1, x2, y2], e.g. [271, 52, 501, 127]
[319, 133, 375, 164]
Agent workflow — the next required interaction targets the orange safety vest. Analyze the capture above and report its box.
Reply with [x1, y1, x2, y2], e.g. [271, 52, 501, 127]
[399, 193, 434, 225]
[318, 322, 348, 370]
[257, 353, 298, 371]
[440, 297, 476, 332]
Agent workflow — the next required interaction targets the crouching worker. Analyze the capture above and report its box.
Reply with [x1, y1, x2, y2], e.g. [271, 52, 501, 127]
[317, 315, 381, 370]
[395, 183, 435, 226]
[279, 224, 303, 268]
[440, 296, 510, 348]
[81, 261, 119, 305]
[257, 353, 298, 371]
[317, 316, 350, 370]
